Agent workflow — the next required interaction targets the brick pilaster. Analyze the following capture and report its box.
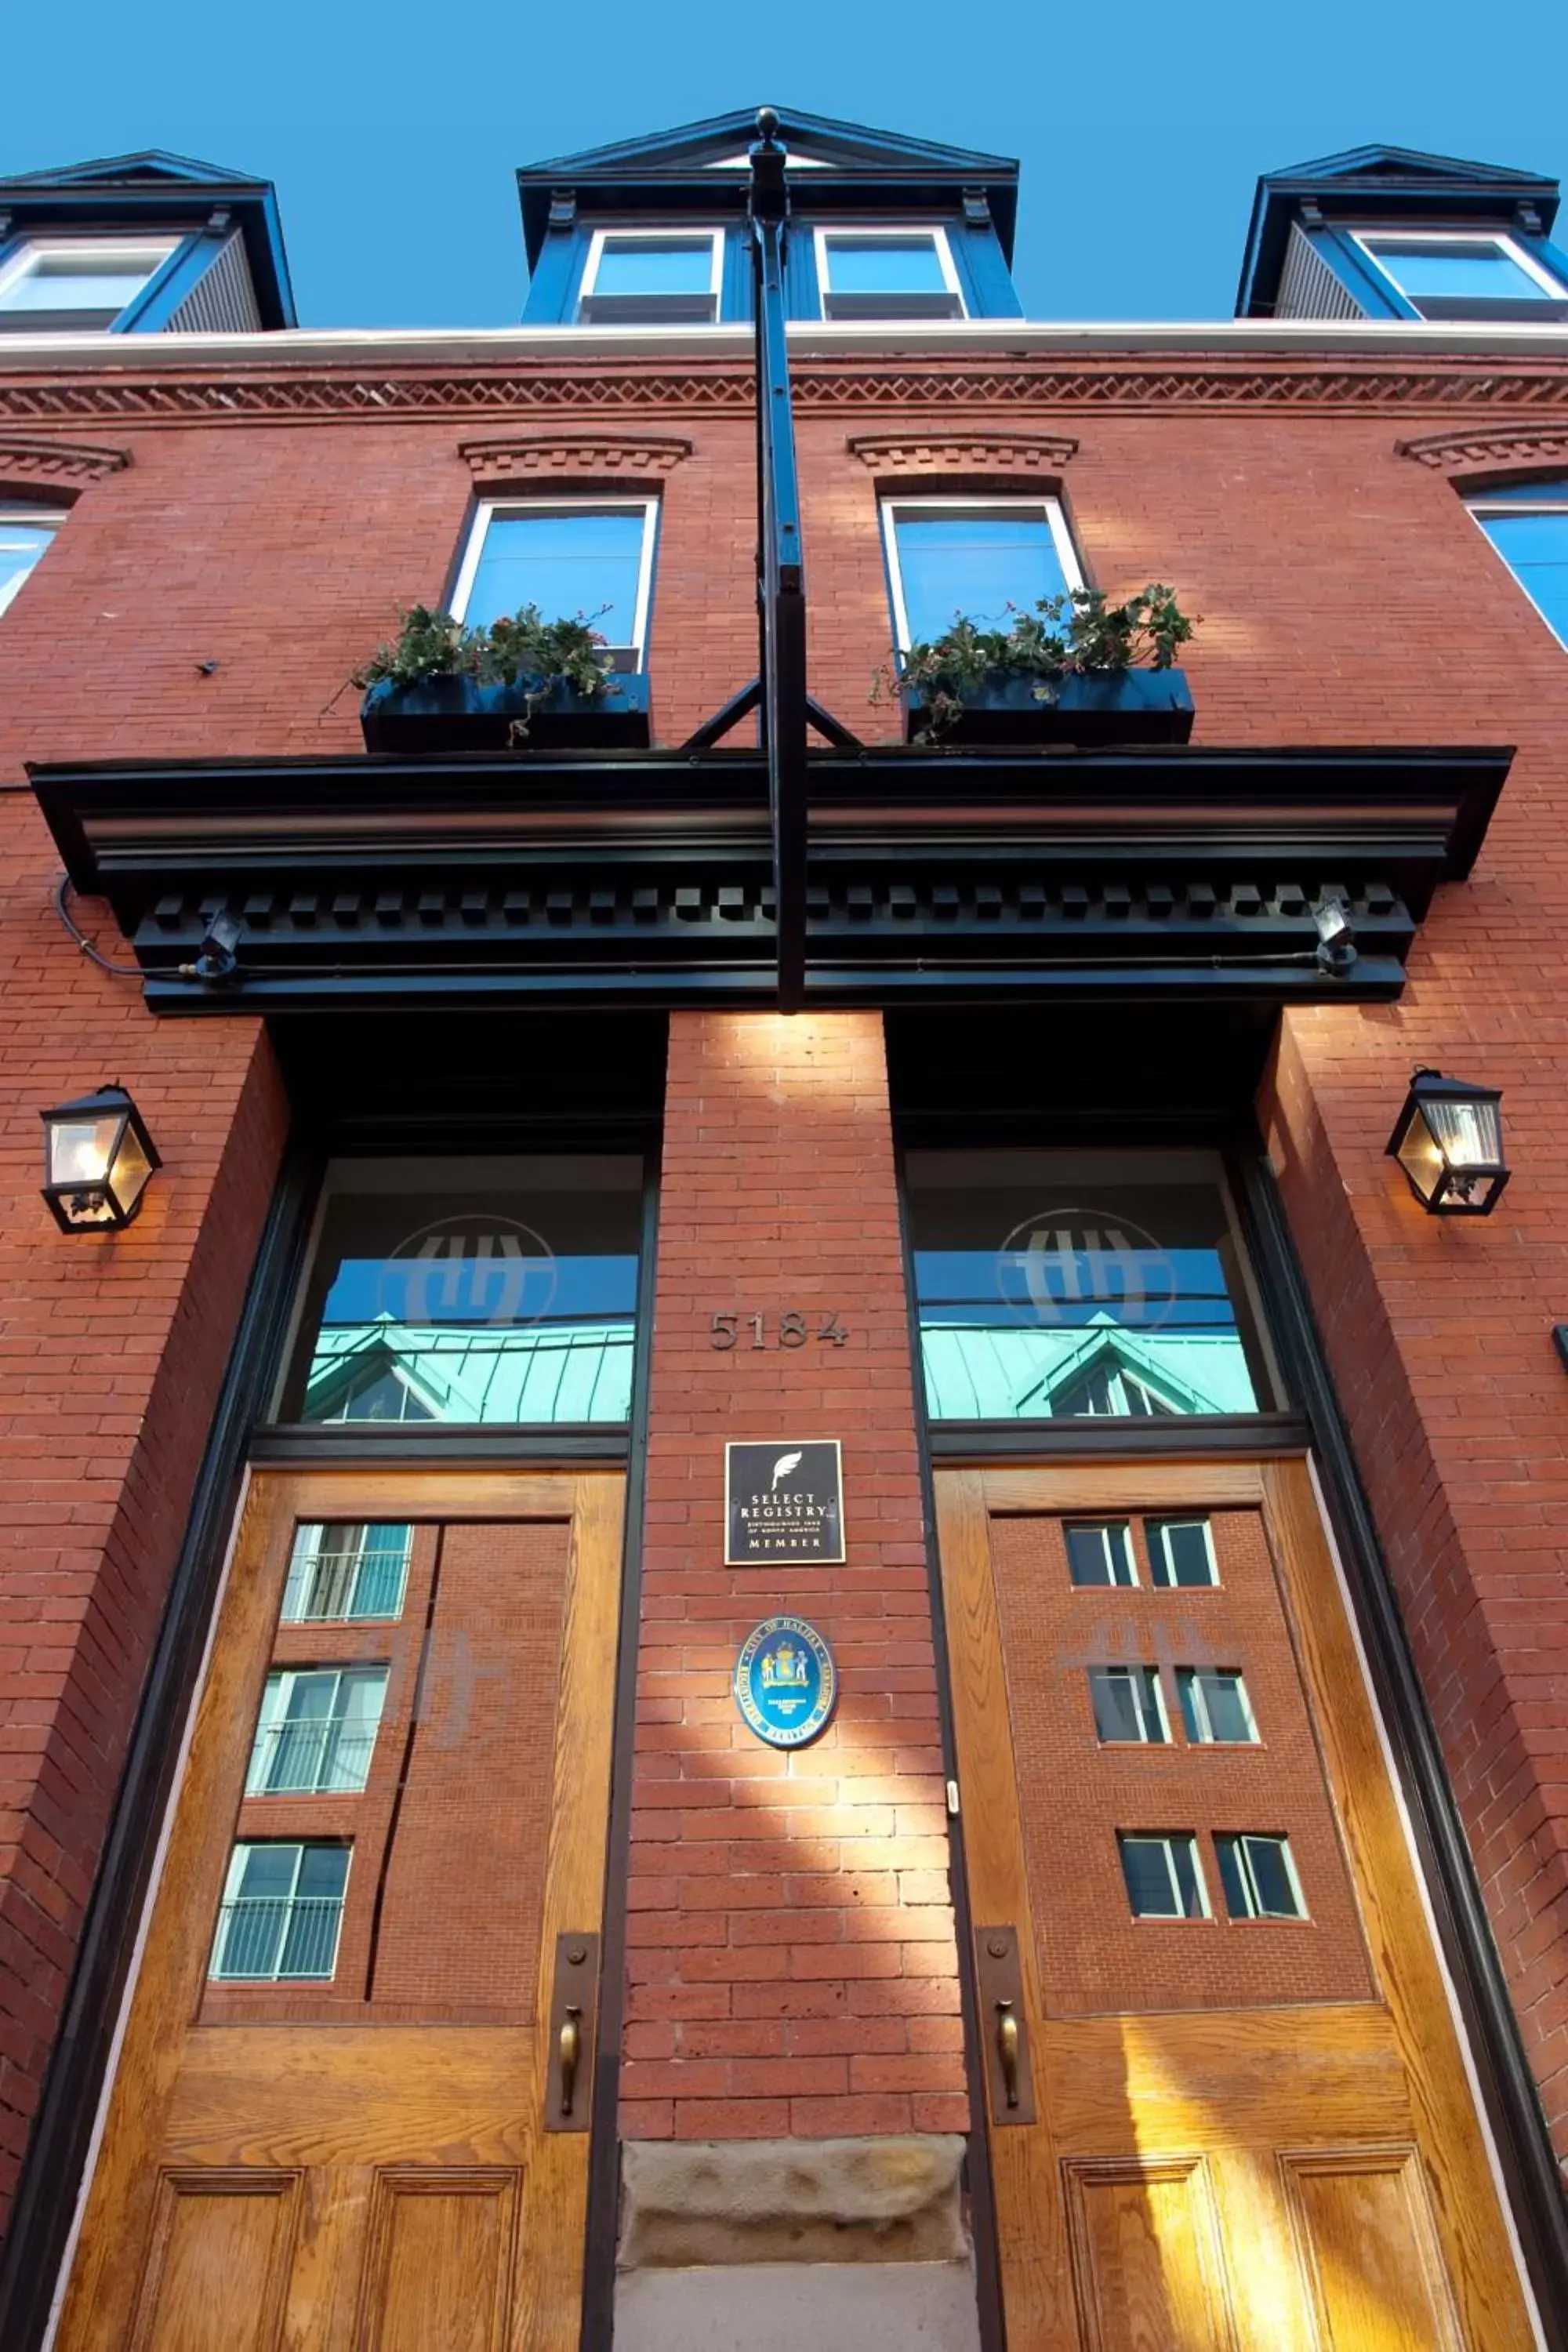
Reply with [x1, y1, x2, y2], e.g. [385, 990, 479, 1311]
[625, 1011, 964, 2140]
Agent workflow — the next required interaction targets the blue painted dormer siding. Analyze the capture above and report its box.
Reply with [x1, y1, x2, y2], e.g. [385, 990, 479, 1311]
[1236, 145, 1567, 321]
[517, 107, 1022, 325]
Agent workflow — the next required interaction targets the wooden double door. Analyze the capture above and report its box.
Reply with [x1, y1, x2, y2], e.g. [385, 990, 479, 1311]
[938, 1457, 1536, 2352]
[56, 1467, 624, 2352]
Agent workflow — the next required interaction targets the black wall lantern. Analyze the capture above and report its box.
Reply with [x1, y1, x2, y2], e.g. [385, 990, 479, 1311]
[40, 1086, 161, 1232]
[1387, 1068, 1509, 1216]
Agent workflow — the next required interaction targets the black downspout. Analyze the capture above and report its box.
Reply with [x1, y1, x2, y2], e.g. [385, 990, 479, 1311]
[748, 107, 808, 1013]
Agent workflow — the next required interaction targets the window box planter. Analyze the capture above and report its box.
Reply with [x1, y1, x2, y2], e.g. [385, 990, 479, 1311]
[360, 671, 652, 755]
[904, 669, 1194, 749]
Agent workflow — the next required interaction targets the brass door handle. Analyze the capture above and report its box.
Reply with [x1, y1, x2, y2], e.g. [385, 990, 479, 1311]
[559, 2006, 582, 2118]
[996, 1999, 1021, 2109]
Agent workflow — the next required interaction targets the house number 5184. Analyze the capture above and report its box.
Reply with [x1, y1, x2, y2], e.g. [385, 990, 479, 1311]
[710, 1312, 849, 1350]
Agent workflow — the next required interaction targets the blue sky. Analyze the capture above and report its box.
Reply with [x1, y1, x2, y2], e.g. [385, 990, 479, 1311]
[9, 0, 1568, 329]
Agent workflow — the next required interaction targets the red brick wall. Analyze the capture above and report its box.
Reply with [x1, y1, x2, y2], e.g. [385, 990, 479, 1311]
[0, 1014, 285, 2216]
[626, 1011, 964, 2140]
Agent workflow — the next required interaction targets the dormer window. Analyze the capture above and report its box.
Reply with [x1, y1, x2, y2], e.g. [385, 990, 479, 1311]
[1352, 230, 1566, 315]
[814, 227, 964, 319]
[0, 238, 177, 330]
[577, 229, 722, 324]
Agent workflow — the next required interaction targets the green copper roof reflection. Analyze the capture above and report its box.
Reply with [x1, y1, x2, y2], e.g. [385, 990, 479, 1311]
[920, 1314, 1257, 1421]
[304, 1317, 633, 1425]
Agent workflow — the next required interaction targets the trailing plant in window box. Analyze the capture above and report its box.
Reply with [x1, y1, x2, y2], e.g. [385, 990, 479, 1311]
[875, 585, 1197, 746]
[354, 603, 650, 753]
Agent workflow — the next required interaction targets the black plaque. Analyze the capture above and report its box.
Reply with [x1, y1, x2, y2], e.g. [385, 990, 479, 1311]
[725, 1440, 845, 1565]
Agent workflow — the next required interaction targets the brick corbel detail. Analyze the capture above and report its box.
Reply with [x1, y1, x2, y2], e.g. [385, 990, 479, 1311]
[457, 433, 693, 487]
[1395, 426, 1568, 475]
[847, 430, 1078, 476]
[0, 432, 131, 487]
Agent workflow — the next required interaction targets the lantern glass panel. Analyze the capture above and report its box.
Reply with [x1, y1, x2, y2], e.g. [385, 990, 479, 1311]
[49, 1110, 123, 1193]
[1394, 1112, 1447, 1207]
[1425, 1095, 1502, 1172]
[108, 1126, 154, 1218]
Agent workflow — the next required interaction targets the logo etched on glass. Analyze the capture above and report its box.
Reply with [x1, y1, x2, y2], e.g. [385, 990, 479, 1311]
[999, 1205, 1179, 1330]
[377, 1214, 557, 1327]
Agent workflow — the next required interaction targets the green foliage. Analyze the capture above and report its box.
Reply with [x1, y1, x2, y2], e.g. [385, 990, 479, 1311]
[873, 584, 1196, 744]
[354, 602, 617, 736]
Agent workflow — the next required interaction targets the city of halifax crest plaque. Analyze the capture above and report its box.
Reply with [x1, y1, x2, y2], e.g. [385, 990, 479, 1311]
[724, 1439, 845, 1565]
[734, 1616, 837, 1748]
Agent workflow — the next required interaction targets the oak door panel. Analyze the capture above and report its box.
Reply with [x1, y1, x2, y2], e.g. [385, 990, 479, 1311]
[58, 1469, 622, 2352]
[936, 1461, 1533, 2352]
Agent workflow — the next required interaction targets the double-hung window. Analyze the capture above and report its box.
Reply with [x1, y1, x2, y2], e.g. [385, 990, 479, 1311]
[1468, 481, 1568, 650]
[577, 229, 722, 324]
[0, 238, 177, 330]
[1147, 1519, 1219, 1589]
[246, 1668, 389, 1795]
[882, 498, 1083, 649]
[0, 505, 64, 617]
[453, 501, 658, 670]
[1064, 1521, 1138, 1588]
[815, 227, 964, 320]
[211, 1842, 349, 1981]
[1352, 230, 1566, 317]
[1088, 1666, 1167, 1744]
[1119, 1832, 1209, 1920]
[281, 1523, 412, 1623]
[1177, 1668, 1258, 1744]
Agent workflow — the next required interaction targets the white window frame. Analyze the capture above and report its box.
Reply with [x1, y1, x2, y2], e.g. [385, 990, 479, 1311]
[813, 224, 966, 319]
[0, 503, 66, 618]
[1218, 1832, 1307, 1920]
[210, 1842, 350, 1981]
[1088, 1665, 1169, 1745]
[578, 227, 724, 322]
[880, 495, 1085, 653]
[1467, 486, 1568, 652]
[0, 236, 179, 320]
[1119, 1831, 1211, 1919]
[281, 1523, 412, 1624]
[1146, 1516, 1220, 1589]
[450, 497, 659, 672]
[1177, 1666, 1258, 1745]
[245, 1666, 389, 1795]
[1064, 1519, 1138, 1588]
[1352, 227, 1566, 304]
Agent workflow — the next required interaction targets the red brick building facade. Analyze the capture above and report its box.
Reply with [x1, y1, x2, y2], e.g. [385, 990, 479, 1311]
[2, 114, 1568, 2351]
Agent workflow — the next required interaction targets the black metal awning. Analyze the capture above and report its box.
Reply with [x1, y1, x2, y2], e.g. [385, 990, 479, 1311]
[29, 739, 1508, 1014]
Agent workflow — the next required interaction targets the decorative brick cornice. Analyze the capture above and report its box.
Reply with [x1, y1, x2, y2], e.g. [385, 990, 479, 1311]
[0, 431, 131, 485]
[1395, 426, 1568, 474]
[458, 432, 693, 485]
[847, 431, 1077, 475]
[5, 361, 1568, 427]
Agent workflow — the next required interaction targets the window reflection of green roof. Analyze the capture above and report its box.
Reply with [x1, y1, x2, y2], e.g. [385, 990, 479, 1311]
[304, 1316, 633, 1424]
[920, 1315, 1256, 1420]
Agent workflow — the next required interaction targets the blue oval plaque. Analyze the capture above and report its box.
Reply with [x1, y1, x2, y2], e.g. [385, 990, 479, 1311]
[734, 1616, 837, 1748]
